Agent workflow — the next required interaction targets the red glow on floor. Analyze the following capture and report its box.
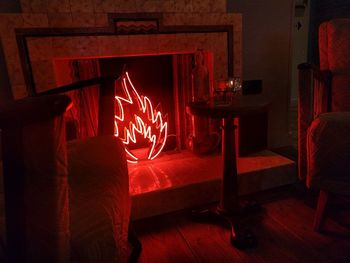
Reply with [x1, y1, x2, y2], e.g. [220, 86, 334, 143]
[114, 71, 168, 163]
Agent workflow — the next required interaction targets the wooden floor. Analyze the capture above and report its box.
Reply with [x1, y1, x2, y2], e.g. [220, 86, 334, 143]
[134, 185, 350, 263]
[1, 184, 350, 262]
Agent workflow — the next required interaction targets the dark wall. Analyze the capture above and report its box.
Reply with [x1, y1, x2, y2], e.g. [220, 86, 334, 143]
[228, 0, 295, 148]
[0, 0, 21, 13]
[308, 0, 350, 63]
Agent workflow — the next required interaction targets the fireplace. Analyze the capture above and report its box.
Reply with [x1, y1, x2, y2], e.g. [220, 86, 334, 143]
[16, 13, 235, 161]
[53, 50, 217, 162]
[20, 14, 234, 95]
[1, 12, 296, 218]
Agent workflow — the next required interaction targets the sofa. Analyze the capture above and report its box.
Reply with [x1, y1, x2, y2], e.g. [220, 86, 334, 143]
[0, 93, 132, 262]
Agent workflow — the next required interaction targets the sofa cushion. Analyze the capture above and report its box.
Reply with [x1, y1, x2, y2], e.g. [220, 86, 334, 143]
[331, 75, 350, 111]
[68, 136, 130, 263]
[307, 112, 350, 194]
[319, 19, 350, 112]
[320, 19, 350, 73]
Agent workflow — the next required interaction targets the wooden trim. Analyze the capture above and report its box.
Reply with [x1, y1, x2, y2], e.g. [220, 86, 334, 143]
[15, 13, 234, 95]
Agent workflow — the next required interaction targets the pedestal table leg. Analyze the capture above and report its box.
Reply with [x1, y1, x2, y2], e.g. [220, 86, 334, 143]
[192, 117, 258, 249]
[218, 117, 239, 213]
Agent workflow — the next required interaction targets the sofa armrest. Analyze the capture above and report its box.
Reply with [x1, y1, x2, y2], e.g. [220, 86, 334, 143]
[298, 63, 332, 181]
[298, 63, 331, 121]
[307, 112, 350, 194]
[39, 77, 115, 137]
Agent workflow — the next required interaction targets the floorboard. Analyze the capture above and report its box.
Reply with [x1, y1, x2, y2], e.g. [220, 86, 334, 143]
[134, 214, 199, 263]
[252, 214, 328, 263]
[176, 214, 257, 263]
[134, 186, 350, 263]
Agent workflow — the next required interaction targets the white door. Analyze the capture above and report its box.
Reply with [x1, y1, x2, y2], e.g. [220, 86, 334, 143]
[290, 0, 310, 106]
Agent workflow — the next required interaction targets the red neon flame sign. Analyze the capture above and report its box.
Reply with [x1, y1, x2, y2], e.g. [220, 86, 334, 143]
[114, 71, 168, 163]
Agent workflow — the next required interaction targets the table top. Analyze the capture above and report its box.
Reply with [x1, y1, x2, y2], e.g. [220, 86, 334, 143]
[186, 95, 271, 119]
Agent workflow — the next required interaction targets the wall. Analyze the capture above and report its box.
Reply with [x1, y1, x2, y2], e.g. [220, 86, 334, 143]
[232, 0, 295, 147]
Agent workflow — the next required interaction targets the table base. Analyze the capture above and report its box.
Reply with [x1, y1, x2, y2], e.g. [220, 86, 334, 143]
[191, 202, 261, 249]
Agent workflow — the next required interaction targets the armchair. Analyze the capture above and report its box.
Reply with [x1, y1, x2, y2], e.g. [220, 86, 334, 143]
[0, 77, 138, 262]
[298, 18, 350, 231]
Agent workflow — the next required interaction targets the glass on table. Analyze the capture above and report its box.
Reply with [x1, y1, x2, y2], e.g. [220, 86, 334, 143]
[212, 77, 242, 106]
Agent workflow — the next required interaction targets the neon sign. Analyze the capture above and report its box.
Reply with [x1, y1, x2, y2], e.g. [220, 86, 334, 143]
[114, 71, 168, 163]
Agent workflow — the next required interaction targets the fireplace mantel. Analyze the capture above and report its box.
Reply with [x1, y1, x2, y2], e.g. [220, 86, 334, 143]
[0, 0, 242, 99]
[16, 13, 235, 96]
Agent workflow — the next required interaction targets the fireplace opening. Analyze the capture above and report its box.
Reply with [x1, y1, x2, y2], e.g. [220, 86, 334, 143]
[99, 55, 176, 160]
[53, 52, 215, 162]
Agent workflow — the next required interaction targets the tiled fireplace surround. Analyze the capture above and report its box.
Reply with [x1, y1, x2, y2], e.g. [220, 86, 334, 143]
[0, 11, 242, 98]
[0, 9, 296, 219]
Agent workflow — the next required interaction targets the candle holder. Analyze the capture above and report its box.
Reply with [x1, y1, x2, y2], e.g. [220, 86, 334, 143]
[213, 77, 242, 105]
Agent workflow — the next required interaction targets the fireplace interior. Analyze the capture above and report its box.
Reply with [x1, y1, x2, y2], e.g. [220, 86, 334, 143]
[54, 52, 208, 158]
[100, 54, 179, 155]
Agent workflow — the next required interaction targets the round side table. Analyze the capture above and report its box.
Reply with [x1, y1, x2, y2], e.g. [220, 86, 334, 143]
[186, 95, 271, 249]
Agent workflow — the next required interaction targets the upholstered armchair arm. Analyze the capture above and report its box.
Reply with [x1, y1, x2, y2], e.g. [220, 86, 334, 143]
[0, 94, 71, 127]
[298, 63, 332, 181]
[39, 76, 116, 136]
[0, 94, 72, 263]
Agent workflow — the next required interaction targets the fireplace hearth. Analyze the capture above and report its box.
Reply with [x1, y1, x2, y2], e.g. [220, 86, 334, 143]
[129, 149, 296, 219]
